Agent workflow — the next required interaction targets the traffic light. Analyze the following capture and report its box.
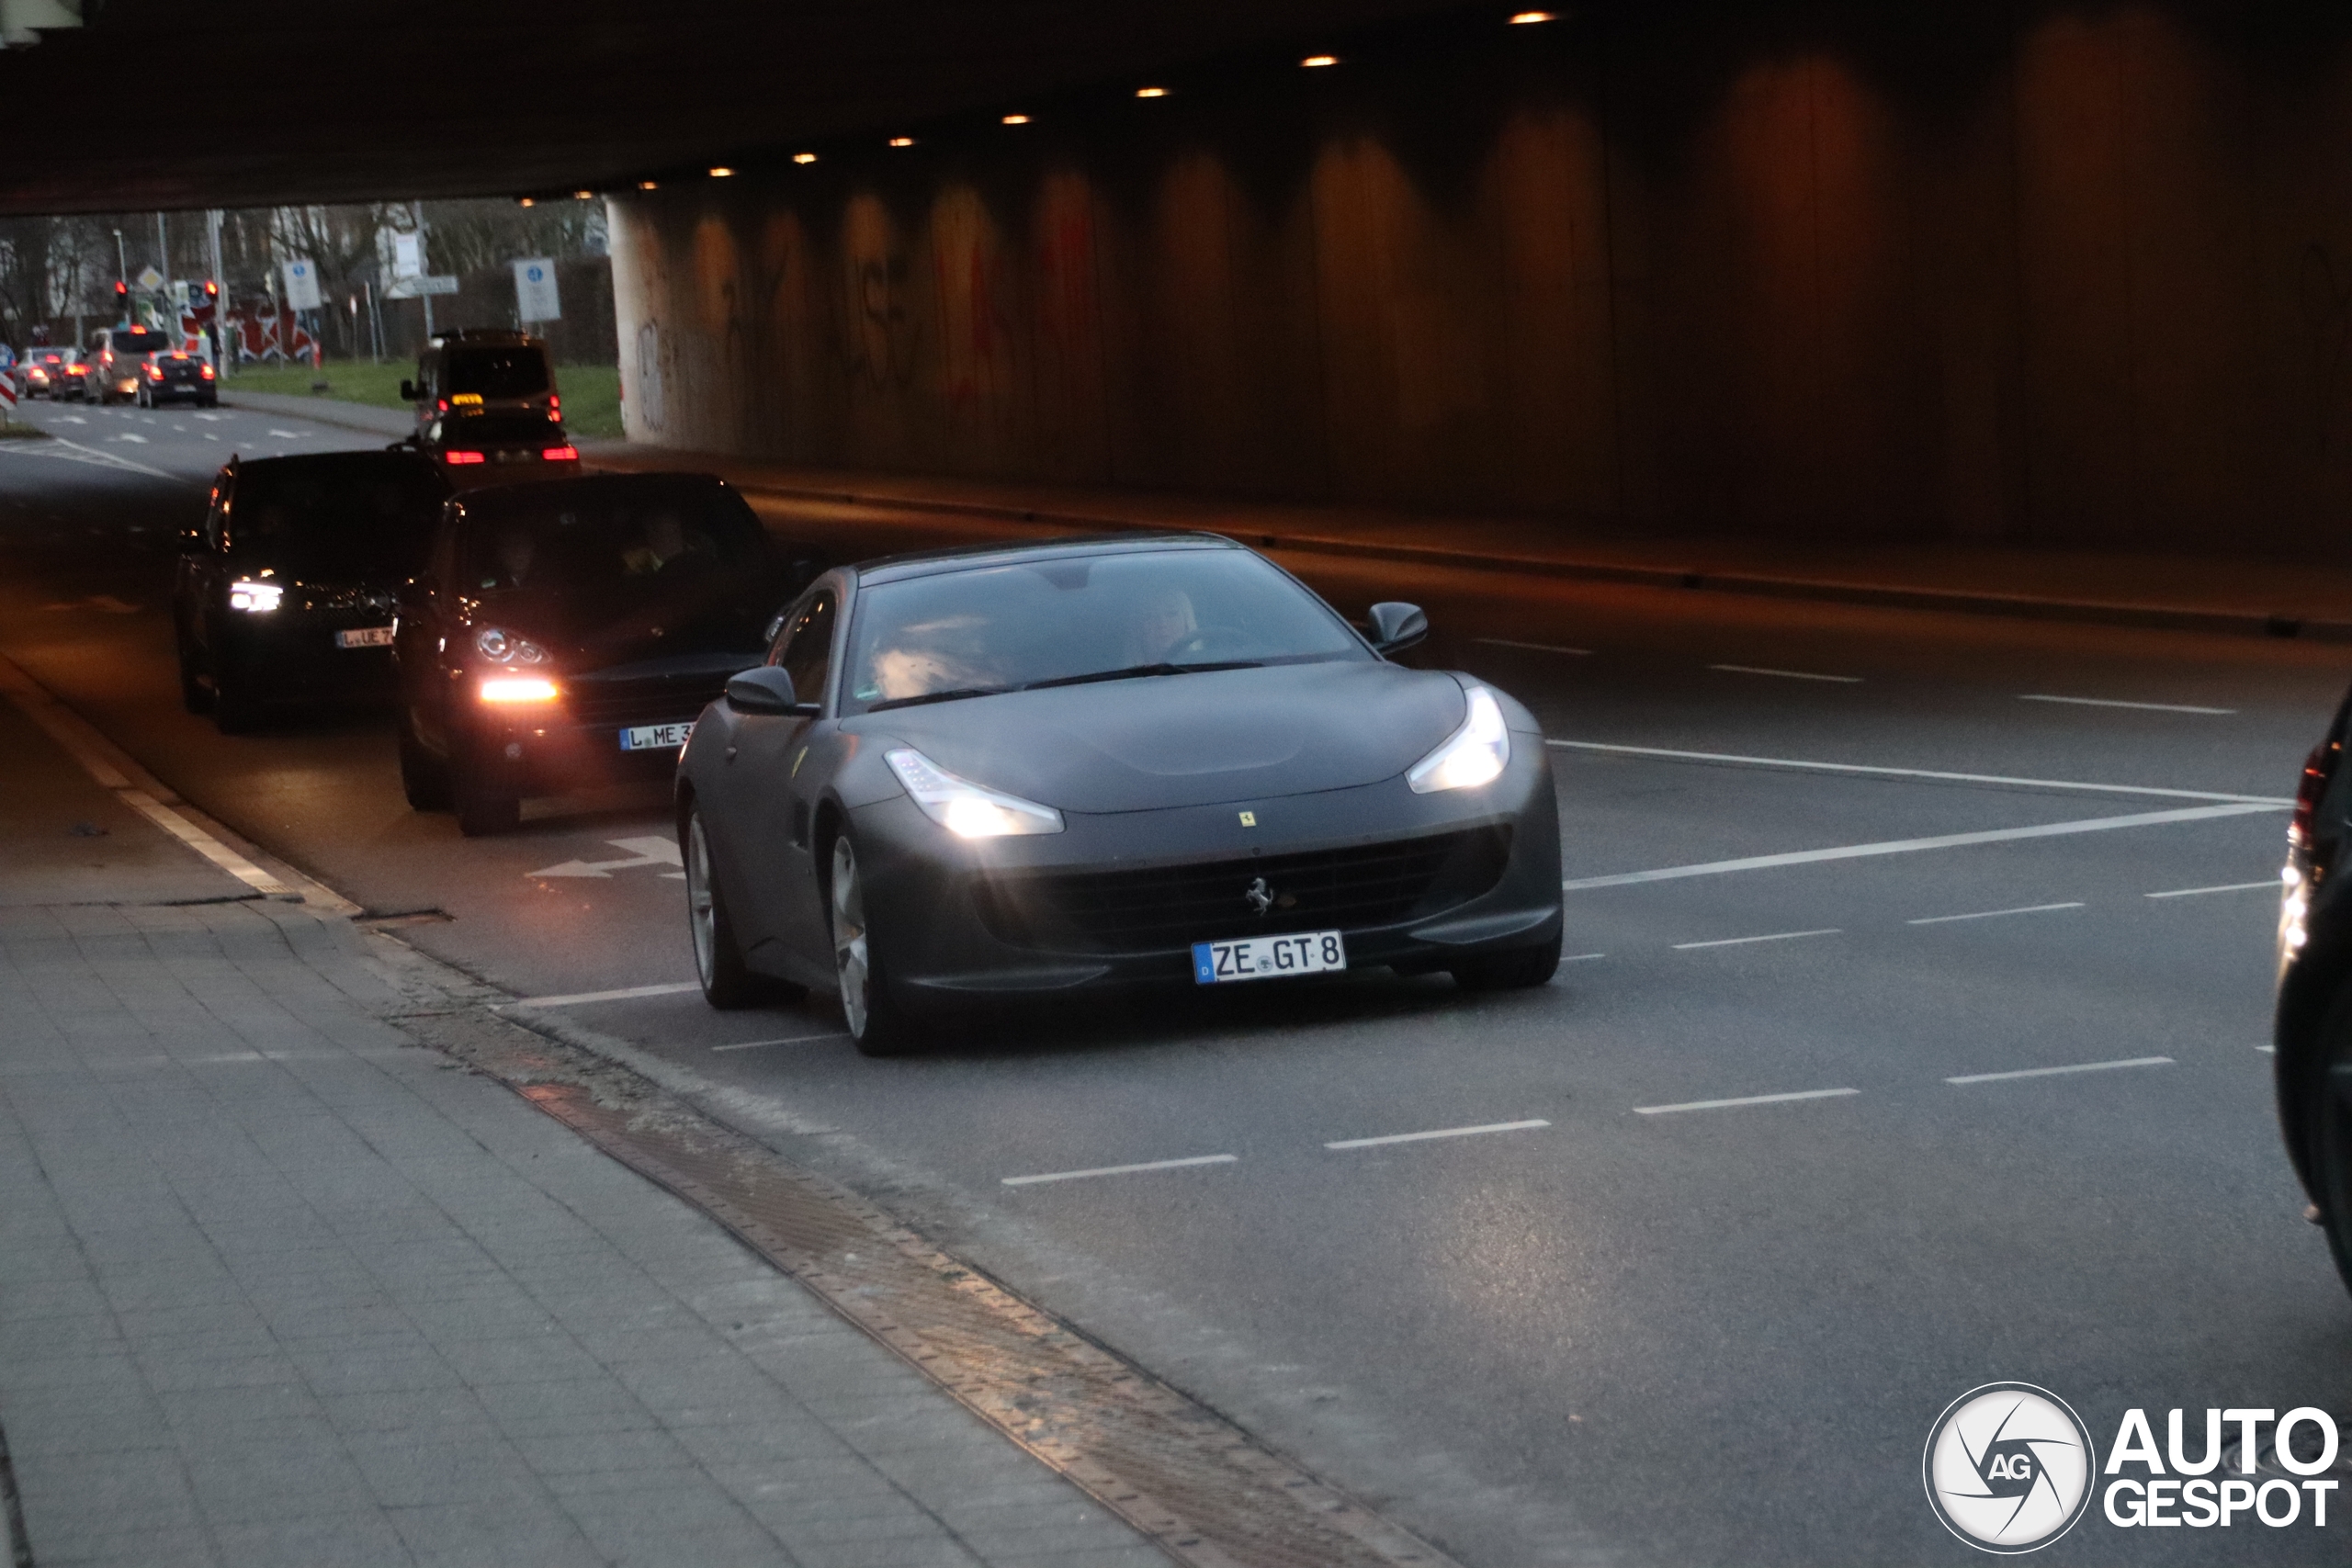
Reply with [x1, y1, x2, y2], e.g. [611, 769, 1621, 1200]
[203, 279, 218, 300]
[113, 279, 128, 303]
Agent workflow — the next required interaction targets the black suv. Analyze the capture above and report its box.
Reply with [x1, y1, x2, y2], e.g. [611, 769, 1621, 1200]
[175, 451, 453, 732]
[400, 328, 577, 479]
[392, 472, 823, 835]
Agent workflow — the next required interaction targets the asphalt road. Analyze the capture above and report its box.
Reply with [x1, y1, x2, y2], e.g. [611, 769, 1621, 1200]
[5, 391, 2351, 1564]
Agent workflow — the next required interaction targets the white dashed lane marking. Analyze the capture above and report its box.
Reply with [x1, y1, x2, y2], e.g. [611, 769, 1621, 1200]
[1002, 1154, 1238, 1188]
[1944, 1056, 2175, 1086]
[2018, 694, 2235, 716]
[1635, 1088, 1860, 1116]
[1906, 902, 2084, 926]
[2145, 880, 2279, 899]
[1544, 739, 2287, 805]
[1709, 664, 1862, 684]
[1672, 928, 1840, 951]
[1476, 638, 1591, 657]
[1323, 1119, 1549, 1151]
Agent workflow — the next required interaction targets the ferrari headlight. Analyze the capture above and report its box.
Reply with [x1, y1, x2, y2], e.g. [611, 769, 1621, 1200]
[475, 627, 550, 665]
[1408, 684, 1510, 794]
[227, 579, 283, 614]
[886, 748, 1063, 838]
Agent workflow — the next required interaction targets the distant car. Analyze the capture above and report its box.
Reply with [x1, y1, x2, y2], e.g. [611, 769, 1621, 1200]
[51, 347, 93, 401]
[139, 348, 216, 407]
[174, 450, 453, 733]
[89, 325, 176, 404]
[674, 534, 1566, 1055]
[18, 346, 68, 398]
[399, 327, 574, 477]
[392, 472, 824, 836]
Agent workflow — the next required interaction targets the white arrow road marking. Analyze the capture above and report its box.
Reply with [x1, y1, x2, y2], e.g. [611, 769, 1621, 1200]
[527, 834, 684, 880]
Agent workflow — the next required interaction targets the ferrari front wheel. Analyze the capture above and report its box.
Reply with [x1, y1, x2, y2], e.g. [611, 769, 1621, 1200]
[830, 835, 915, 1056]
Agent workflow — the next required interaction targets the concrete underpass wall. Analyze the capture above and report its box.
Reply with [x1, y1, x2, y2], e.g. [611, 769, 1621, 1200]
[609, 0, 2352, 552]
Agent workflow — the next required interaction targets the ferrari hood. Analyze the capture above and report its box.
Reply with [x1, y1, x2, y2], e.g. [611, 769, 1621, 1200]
[855, 661, 1467, 813]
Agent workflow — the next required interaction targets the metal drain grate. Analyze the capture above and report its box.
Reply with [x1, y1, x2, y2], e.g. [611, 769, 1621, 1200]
[411, 1007, 1462, 1568]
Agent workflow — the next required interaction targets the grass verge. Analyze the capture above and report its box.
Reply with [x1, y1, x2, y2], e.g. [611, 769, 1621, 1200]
[221, 360, 622, 439]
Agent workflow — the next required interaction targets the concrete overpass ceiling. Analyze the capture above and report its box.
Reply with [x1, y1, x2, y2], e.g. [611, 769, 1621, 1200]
[0, 0, 1475, 215]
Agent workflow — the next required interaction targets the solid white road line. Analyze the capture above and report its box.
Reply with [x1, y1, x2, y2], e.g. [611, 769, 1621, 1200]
[2145, 880, 2280, 899]
[710, 1033, 849, 1052]
[1945, 1055, 2174, 1085]
[508, 980, 702, 1009]
[1002, 1154, 1238, 1187]
[1324, 1119, 1550, 1150]
[0, 658, 291, 897]
[1563, 803, 2283, 891]
[2019, 694, 2235, 716]
[1708, 663, 1862, 683]
[1476, 637, 1592, 656]
[1563, 952, 1607, 963]
[1544, 739, 2290, 806]
[1906, 902, 2085, 926]
[1635, 1088, 1860, 1116]
[1673, 928, 1840, 951]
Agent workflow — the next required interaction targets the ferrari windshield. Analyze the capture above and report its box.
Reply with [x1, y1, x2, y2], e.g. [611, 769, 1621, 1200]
[842, 548, 1368, 714]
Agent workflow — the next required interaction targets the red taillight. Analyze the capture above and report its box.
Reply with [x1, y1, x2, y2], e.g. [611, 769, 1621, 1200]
[541, 446, 578, 461]
[436, 398, 449, 412]
[145, 365, 163, 380]
[2293, 743, 2335, 852]
[548, 393, 560, 412]
[199, 364, 215, 379]
[444, 450, 486, 465]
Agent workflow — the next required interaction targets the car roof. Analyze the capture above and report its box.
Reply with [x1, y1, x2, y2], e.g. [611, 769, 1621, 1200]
[851, 532, 1242, 586]
[230, 449, 443, 480]
[447, 470, 733, 518]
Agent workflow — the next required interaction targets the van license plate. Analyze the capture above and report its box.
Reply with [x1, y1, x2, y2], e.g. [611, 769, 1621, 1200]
[1192, 931, 1347, 985]
[334, 626, 394, 649]
[620, 722, 693, 752]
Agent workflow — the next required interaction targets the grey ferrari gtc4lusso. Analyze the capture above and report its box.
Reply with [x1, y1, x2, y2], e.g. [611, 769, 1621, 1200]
[677, 534, 1565, 1055]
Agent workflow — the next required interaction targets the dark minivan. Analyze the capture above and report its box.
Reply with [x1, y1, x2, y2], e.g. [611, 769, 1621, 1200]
[392, 472, 822, 835]
[175, 451, 453, 731]
[400, 328, 576, 479]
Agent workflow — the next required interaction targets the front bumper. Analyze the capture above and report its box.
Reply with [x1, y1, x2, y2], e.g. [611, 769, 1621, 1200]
[217, 615, 401, 701]
[458, 708, 697, 798]
[845, 739, 1563, 1004]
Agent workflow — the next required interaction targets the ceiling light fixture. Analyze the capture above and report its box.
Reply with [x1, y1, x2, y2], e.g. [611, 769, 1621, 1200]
[709, 165, 735, 177]
[1136, 85, 1168, 98]
[1509, 9, 1556, 21]
[888, 137, 915, 148]
[638, 180, 658, 190]
[793, 152, 818, 164]
[573, 189, 594, 199]
[517, 197, 535, 208]
[1001, 113, 1031, 125]
[1301, 54, 1338, 67]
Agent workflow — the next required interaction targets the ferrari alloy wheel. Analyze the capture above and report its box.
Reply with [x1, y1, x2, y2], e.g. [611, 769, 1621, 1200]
[686, 807, 760, 1010]
[830, 836, 911, 1055]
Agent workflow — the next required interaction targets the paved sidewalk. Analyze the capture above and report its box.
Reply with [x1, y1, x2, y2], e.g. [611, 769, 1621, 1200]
[0, 694, 1160, 1565]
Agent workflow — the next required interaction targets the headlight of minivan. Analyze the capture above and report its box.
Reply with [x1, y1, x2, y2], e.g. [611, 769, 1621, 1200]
[1407, 684, 1510, 794]
[228, 579, 282, 613]
[886, 748, 1064, 838]
[475, 627, 550, 664]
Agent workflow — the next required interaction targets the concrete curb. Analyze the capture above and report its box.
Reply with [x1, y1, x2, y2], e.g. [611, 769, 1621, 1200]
[720, 478, 2352, 646]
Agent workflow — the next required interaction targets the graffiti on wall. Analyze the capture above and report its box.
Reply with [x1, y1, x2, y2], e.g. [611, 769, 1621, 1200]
[838, 196, 919, 391]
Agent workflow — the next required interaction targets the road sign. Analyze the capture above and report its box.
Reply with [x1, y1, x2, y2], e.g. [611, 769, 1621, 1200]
[514, 257, 560, 322]
[0, 378, 17, 415]
[391, 231, 422, 280]
[384, 275, 459, 299]
[281, 258, 322, 310]
[135, 265, 164, 292]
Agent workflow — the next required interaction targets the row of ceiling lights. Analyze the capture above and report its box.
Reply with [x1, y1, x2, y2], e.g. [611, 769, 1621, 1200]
[522, 10, 1559, 204]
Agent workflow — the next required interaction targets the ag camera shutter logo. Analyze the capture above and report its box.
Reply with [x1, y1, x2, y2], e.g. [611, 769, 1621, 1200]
[1924, 1383, 2095, 1553]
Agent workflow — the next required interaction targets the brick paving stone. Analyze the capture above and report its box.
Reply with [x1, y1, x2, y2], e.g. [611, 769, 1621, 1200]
[0, 706, 1158, 1567]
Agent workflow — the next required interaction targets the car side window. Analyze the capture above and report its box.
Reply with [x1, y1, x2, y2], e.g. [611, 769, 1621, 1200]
[775, 591, 837, 706]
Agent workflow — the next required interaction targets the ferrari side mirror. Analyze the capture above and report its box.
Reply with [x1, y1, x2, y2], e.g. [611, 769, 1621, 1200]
[725, 665, 818, 718]
[1367, 601, 1428, 654]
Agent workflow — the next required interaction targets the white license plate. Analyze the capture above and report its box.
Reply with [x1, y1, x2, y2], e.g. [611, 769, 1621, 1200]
[620, 721, 694, 752]
[334, 626, 394, 649]
[1192, 931, 1347, 985]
